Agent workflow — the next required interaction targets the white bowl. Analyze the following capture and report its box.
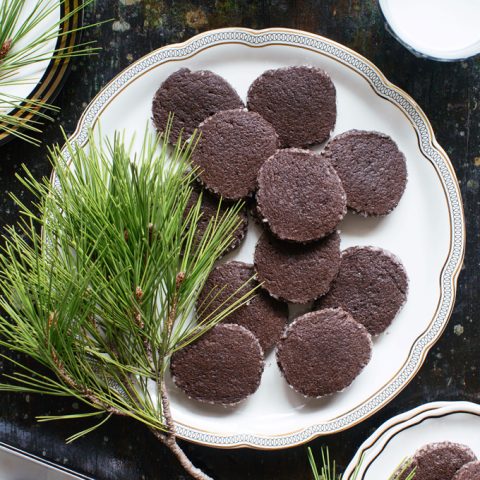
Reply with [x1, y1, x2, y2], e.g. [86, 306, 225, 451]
[379, 0, 480, 61]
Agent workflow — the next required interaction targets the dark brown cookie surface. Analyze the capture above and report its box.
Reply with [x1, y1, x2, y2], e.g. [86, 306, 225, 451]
[152, 68, 243, 144]
[256, 148, 346, 242]
[192, 109, 279, 200]
[453, 461, 480, 480]
[197, 261, 288, 351]
[276, 308, 372, 397]
[322, 129, 407, 216]
[395, 442, 477, 480]
[185, 185, 248, 255]
[317, 246, 408, 335]
[254, 231, 341, 304]
[247, 66, 336, 148]
[170, 323, 264, 405]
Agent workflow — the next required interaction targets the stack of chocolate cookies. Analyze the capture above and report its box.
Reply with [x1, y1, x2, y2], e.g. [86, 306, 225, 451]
[152, 65, 409, 406]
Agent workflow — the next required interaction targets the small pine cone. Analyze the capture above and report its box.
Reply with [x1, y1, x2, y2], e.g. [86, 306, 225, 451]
[0, 39, 12, 62]
[176, 271, 185, 288]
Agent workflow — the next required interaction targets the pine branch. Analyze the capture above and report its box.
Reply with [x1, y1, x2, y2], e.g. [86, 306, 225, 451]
[150, 379, 213, 480]
[309, 447, 341, 480]
[0, 121, 254, 479]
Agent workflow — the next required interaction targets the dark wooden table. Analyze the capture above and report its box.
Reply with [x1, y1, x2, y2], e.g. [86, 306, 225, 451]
[1, 1, 479, 478]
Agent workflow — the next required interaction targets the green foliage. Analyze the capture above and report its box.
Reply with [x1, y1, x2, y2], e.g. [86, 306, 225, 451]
[309, 447, 342, 480]
[0, 0, 101, 144]
[0, 124, 251, 441]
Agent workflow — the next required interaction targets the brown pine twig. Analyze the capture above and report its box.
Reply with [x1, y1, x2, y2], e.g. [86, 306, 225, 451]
[46, 312, 126, 417]
[148, 272, 213, 480]
[149, 380, 213, 480]
[149, 425, 213, 480]
[52, 350, 127, 417]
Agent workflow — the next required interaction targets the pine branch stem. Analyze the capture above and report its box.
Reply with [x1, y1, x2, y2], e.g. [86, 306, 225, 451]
[160, 380, 175, 434]
[149, 381, 213, 480]
[148, 275, 213, 480]
[167, 296, 179, 335]
[145, 339, 154, 366]
[151, 428, 213, 480]
[51, 349, 127, 417]
[47, 313, 125, 416]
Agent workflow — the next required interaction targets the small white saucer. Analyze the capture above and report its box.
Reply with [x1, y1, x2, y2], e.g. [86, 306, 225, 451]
[344, 401, 480, 479]
[379, 0, 480, 61]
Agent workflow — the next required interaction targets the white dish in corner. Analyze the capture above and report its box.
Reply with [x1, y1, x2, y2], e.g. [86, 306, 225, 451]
[0, 0, 81, 145]
[344, 401, 480, 479]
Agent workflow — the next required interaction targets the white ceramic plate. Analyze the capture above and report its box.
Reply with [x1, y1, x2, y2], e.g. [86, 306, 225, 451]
[61, 28, 465, 449]
[0, 0, 80, 145]
[344, 401, 480, 479]
[0, 0, 59, 112]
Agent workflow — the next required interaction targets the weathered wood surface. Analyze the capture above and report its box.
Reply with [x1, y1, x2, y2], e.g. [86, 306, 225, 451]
[0, 1, 479, 478]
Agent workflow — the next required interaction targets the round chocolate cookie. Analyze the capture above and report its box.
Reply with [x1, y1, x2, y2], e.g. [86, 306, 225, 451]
[192, 109, 279, 200]
[247, 66, 337, 148]
[395, 442, 477, 480]
[254, 231, 341, 304]
[197, 261, 288, 351]
[185, 185, 248, 255]
[276, 308, 372, 397]
[453, 461, 480, 480]
[170, 323, 264, 405]
[256, 148, 346, 242]
[317, 246, 408, 335]
[152, 68, 244, 144]
[322, 129, 407, 216]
